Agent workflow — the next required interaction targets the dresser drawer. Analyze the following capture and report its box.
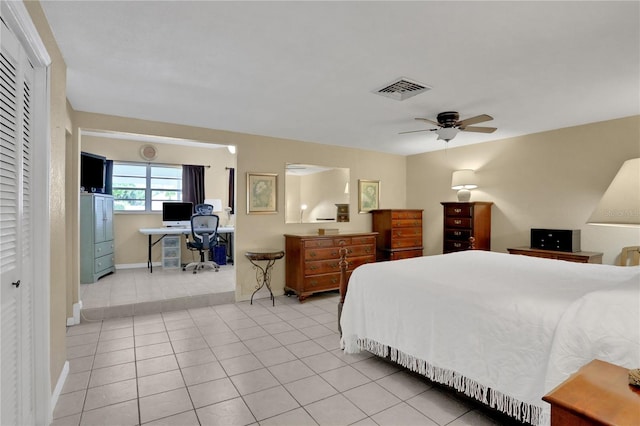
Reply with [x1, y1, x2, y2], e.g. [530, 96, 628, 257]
[391, 218, 422, 228]
[391, 210, 422, 220]
[305, 247, 342, 261]
[95, 253, 114, 273]
[389, 249, 423, 260]
[304, 254, 374, 275]
[351, 236, 375, 245]
[445, 217, 472, 228]
[95, 240, 114, 258]
[444, 240, 471, 252]
[305, 259, 341, 275]
[444, 204, 473, 217]
[391, 227, 422, 238]
[348, 244, 375, 257]
[390, 237, 423, 249]
[445, 229, 472, 241]
[304, 273, 342, 291]
[304, 237, 354, 248]
[347, 255, 375, 270]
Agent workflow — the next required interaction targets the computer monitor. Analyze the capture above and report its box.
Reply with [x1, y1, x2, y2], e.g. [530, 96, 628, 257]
[162, 202, 193, 227]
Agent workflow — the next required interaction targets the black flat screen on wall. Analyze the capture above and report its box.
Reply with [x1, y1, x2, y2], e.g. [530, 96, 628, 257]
[81, 151, 106, 193]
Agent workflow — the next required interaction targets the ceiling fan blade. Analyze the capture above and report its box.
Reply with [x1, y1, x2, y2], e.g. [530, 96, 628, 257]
[414, 117, 440, 126]
[399, 129, 434, 135]
[457, 114, 493, 127]
[461, 126, 497, 133]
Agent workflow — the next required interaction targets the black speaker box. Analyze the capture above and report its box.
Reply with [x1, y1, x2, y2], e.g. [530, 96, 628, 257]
[530, 229, 580, 252]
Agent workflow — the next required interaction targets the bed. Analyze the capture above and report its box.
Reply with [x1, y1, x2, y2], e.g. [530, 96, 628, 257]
[339, 250, 640, 425]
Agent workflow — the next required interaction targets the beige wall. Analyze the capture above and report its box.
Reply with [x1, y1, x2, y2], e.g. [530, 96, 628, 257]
[73, 111, 407, 301]
[407, 115, 640, 264]
[81, 136, 236, 265]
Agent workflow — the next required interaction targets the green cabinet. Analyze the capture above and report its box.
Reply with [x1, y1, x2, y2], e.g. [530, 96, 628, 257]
[80, 193, 115, 283]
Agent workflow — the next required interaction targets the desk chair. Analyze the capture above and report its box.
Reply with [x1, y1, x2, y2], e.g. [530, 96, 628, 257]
[183, 213, 220, 274]
[195, 203, 214, 215]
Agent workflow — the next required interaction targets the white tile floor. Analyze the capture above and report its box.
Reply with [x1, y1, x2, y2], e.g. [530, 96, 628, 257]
[54, 292, 516, 426]
[80, 265, 236, 320]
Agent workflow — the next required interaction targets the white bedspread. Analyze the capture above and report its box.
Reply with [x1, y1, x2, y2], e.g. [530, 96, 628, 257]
[340, 251, 640, 425]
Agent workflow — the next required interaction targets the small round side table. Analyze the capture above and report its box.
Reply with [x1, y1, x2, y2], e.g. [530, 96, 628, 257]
[245, 249, 285, 306]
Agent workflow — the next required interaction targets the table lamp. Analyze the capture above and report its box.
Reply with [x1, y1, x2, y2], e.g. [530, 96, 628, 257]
[451, 170, 478, 202]
[204, 198, 223, 214]
[587, 158, 640, 227]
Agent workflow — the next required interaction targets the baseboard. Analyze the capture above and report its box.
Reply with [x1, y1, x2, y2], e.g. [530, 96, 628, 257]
[116, 262, 159, 269]
[66, 300, 83, 326]
[51, 360, 69, 417]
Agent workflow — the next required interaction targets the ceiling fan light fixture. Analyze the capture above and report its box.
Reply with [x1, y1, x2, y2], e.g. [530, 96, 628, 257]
[436, 127, 459, 142]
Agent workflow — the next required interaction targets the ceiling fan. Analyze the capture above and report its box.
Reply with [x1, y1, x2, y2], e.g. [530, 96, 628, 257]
[400, 111, 497, 142]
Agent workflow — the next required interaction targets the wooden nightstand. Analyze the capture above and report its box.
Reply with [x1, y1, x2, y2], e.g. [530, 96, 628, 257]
[507, 247, 603, 264]
[543, 359, 640, 425]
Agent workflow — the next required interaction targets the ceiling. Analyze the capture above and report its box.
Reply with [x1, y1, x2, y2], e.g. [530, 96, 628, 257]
[41, 1, 639, 156]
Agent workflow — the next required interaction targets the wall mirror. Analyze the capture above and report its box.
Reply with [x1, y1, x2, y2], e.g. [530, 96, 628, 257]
[285, 163, 350, 223]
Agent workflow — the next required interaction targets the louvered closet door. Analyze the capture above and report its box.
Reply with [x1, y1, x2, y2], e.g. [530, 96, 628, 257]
[1, 18, 35, 426]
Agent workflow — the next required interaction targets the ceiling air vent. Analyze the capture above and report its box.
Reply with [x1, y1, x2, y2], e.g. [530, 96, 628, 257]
[374, 77, 431, 101]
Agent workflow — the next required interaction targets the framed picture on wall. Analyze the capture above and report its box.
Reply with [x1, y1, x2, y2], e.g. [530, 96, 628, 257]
[358, 179, 380, 213]
[247, 172, 278, 214]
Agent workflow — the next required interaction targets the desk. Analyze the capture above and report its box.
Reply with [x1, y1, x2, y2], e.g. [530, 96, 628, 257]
[139, 226, 235, 273]
[245, 249, 285, 306]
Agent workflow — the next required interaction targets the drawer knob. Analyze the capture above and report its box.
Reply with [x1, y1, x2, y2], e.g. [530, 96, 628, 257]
[454, 231, 461, 236]
[454, 208, 462, 213]
[338, 240, 346, 246]
[454, 243, 461, 248]
[310, 280, 317, 287]
[310, 252, 316, 257]
[454, 220, 461, 225]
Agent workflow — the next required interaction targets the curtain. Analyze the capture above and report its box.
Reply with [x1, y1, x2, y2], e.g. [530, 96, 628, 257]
[228, 167, 235, 214]
[182, 165, 205, 210]
[104, 159, 113, 195]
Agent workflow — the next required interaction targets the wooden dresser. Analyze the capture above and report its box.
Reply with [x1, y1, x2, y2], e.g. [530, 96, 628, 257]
[543, 359, 640, 425]
[507, 247, 603, 264]
[441, 202, 492, 253]
[371, 209, 423, 261]
[284, 232, 376, 302]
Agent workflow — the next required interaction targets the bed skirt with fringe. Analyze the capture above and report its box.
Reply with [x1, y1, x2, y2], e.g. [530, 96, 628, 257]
[343, 336, 549, 426]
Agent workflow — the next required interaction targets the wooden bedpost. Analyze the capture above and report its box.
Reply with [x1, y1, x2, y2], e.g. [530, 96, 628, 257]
[337, 246, 349, 335]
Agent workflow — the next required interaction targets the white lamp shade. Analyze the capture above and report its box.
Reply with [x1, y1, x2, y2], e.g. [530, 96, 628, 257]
[587, 158, 640, 226]
[451, 170, 478, 190]
[204, 198, 223, 212]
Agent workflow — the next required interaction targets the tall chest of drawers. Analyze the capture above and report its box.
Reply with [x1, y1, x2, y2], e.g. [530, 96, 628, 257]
[371, 209, 423, 261]
[441, 202, 492, 253]
[284, 232, 377, 302]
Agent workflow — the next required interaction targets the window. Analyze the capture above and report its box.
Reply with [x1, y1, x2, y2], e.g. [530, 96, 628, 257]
[112, 162, 182, 211]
